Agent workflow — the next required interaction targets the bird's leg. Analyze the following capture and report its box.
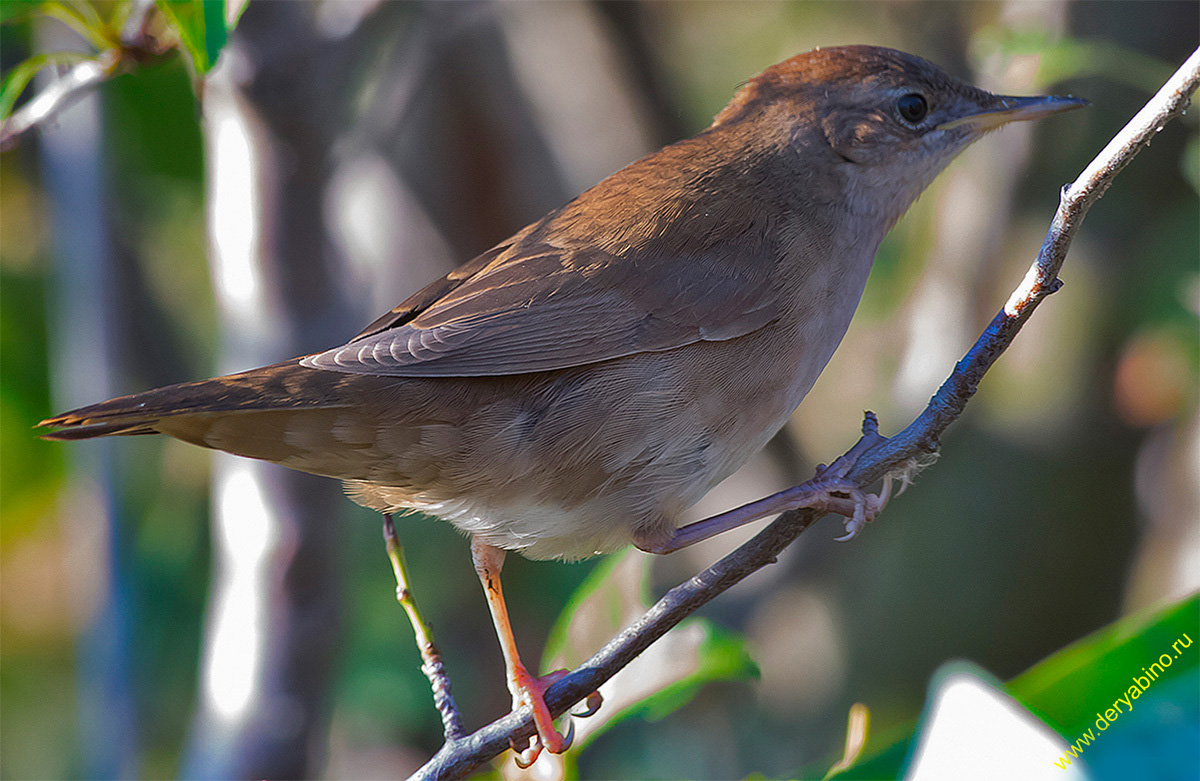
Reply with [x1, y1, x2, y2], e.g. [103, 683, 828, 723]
[471, 539, 593, 767]
[636, 419, 891, 555]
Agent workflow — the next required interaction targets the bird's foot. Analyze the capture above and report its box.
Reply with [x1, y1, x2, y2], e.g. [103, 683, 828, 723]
[507, 667, 603, 768]
[806, 423, 892, 542]
[822, 470, 891, 542]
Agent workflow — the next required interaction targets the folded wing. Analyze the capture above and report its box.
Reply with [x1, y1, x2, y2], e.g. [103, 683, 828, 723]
[304, 223, 783, 378]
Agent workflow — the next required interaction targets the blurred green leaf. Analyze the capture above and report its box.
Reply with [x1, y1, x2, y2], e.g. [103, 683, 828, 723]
[0, 50, 87, 119]
[972, 29, 1175, 93]
[223, 0, 246, 30]
[1, 0, 42, 25]
[542, 550, 757, 751]
[154, 0, 240, 79]
[619, 620, 759, 723]
[107, 0, 136, 35]
[0, 268, 62, 543]
[39, 0, 114, 50]
[154, 1, 207, 75]
[1182, 133, 1199, 195]
[827, 593, 1200, 779]
[200, 0, 224, 72]
[1009, 593, 1199, 736]
[1037, 40, 1174, 94]
[542, 549, 648, 668]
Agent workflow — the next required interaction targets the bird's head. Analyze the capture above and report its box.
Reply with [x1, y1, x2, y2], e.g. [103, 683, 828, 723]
[712, 45, 1086, 224]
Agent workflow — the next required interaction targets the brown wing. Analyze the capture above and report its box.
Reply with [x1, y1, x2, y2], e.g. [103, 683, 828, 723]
[345, 239, 515, 343]
[303, 213, 783, 378]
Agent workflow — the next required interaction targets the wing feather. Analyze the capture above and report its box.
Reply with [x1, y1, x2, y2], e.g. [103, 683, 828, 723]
[305, 173, 786, 377]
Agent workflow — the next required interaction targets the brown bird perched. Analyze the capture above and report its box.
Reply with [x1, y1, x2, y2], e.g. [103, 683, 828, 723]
[41, 45, 1084, 764]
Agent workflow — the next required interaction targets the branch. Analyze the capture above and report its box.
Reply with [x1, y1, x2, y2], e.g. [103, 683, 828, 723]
[0, 0, 160, 152]
[414, 47, 1200, 780]
[383, 515, 465, 742]
[850, 44, 1200, 488]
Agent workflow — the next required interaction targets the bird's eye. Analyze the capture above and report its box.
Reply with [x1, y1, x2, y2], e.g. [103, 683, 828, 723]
[896, 93, 929, 125]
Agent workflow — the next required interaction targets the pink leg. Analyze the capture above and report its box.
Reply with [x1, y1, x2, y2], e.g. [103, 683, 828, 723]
[470, 539, 601, 767]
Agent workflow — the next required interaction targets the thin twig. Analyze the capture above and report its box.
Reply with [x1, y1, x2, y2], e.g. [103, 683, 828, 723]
[413, 47, 1200, 781]
[0, 0, 160, 152]
[847, 44, 1200, 488]
[383, 515, 465, 741]
[0, 52, 121, 151]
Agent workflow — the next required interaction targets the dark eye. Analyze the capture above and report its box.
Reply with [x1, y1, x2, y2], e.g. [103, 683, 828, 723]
[896, 93, 928, 124]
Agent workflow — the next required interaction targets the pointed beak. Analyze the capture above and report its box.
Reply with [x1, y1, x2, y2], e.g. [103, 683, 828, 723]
[939, 94, 1089, 131]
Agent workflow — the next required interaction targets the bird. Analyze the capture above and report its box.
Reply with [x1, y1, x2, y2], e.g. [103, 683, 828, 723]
[40, 45, 1084, 765]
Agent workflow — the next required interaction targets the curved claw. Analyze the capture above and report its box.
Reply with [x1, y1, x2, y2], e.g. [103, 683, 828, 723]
[572, 690, 604, 719]
[831, 472, 893, 542]
[834, 522, 861, 542]
[510, 719, 573, 767]
[510, 733, 531, 754]
[559, 717, 576, 751]
[505, 666, 579, 764]
[512, 735, 543, 769]
[833, 504, 864, 542]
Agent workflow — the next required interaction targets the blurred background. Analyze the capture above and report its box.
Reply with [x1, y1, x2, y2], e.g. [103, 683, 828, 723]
[1, 1, 1196, 779]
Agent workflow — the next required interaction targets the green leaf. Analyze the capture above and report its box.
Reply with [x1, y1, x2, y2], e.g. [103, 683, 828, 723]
[108, 0, 140, 36]
[541, 549, 650, 669]
[224, 0, 246, 30]
[541, 549, 758, 751]
[1008, 592, 1199, 737]
[39, 0, 114, 50]
[154, 0, 209, 75]
[825, 593, 1200, 779]
[155, 0, 239, 79]
[0, 50, 88, 119]
[1036, 39, 1174, 95]
[972, 29, 1175, 94]
[1, 0, 43, 26]
[617, 620, 759, 724]
[201, 0, 224, 74]
[1182, 134, 1200, 196]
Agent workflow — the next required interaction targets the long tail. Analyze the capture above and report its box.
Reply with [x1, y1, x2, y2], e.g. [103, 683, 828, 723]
[39, 359, 438, 484]
[38, 359, 391, 481]
[38, 359, 351, 444]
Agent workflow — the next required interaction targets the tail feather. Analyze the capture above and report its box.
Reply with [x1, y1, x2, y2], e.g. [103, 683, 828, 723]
[37, 359, 348, 442]
[36, 359, 434, 484]
[40, 421, 159, 440]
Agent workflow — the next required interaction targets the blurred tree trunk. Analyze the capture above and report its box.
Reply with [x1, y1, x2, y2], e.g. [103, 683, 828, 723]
[179, 2, 766, 774]
[37, 18, 139, 780]
[182, 3, 367, 777]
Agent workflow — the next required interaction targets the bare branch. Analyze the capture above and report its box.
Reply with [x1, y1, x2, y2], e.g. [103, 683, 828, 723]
[413, 46, 1200, 781]
[849, 44, 1200, 489]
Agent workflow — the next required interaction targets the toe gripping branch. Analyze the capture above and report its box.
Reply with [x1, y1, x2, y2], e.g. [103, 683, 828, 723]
[819, 411, 892, 541]
[638, 411, 896, 555]
[507, 672, 605, 768]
